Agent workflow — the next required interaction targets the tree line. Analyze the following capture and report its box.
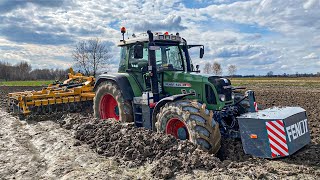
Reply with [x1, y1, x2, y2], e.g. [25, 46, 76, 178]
[202, 62, 320, 77]
[0, 61, 69, 81]
[0, 38, 112, 81]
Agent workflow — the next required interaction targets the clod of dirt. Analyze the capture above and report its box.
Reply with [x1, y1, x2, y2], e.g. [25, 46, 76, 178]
[60, 115, 221, 179]
[218, 137, 250, 161]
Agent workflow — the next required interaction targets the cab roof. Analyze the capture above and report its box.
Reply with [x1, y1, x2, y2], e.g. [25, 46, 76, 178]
[118, 33, 182, 46]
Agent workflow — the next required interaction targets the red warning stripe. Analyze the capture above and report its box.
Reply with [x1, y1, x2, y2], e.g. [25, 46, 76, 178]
[266, 120, 289, 158]
[268, 121, 286, 136]
[266, 125, 286, 143]
[277, 119, 284, 126]
[268, 134, 288, 153]
[270, 143, 286, 156]
[253, 102, 258, 112]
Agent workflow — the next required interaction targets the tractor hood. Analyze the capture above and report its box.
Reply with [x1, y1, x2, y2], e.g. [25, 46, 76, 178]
[189, 72, 233, 102]
[189, 72, 232, 89]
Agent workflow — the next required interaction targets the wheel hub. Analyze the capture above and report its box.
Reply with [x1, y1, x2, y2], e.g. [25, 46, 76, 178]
[99, 93, 119, 120]
[166, 118, 189, 140]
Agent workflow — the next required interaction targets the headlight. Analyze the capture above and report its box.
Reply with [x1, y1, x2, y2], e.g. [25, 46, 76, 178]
[232, 92, 235, 100]
[219, 94, 225, 102]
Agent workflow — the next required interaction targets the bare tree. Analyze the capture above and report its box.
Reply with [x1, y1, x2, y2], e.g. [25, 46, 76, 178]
[0, 62, 12, 81]
[203, 62, 212, 74]
[228, 64, 237, 77]
[17, 61, 32, 80]
[72, 38, 112, 76]
[267, 71, 274, 77]
[212, 62, 222, 76]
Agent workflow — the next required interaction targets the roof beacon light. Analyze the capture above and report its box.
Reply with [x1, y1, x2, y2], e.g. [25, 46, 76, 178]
[120, 27, 126, 41]
[164, 32, 169, 35]
[121, 27, 126, 34]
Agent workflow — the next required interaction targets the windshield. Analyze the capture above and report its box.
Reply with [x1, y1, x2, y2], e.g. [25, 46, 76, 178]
[129, 44, 185, 71]
[155, 45, 184, 70]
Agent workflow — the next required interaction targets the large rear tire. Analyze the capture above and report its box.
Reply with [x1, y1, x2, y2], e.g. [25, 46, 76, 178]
[93, 81, 133, 122]
[155, 100, 221, 154]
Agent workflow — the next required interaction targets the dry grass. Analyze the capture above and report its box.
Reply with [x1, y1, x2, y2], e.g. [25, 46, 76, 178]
[230, 77, 320, 88]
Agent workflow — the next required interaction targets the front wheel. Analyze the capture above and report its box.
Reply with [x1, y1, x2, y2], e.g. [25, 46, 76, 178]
[155, 100, 221, 154]
[93, 81, 133, 122]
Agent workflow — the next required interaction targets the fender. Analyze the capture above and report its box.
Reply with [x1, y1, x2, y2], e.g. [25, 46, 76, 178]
[94, 74, 135, 101]
[151, 93, 195, 131]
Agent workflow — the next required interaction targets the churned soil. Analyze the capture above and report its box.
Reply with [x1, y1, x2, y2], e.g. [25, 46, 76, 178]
[59, 115, 220, 179]
[0, 85, 320, 179]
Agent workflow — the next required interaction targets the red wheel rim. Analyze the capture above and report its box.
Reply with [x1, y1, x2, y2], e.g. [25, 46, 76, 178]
[165, 118, 189, 140]
[99, 94, 119, 120]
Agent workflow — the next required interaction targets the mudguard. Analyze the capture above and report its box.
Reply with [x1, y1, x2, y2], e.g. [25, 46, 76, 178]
[151, 93, 194, 130]
[94, 74, 135, 101]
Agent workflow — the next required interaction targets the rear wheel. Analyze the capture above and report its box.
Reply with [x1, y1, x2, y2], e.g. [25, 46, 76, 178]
[156, 100, 221, 154]
[93, 81, 133, 122]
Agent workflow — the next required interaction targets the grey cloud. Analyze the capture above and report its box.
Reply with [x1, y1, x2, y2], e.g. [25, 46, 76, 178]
[68, 26, 104, 36]
[214, 45, 261, 58]
[0, 24, 73, 45]
[132, 15, 187, 32]
[0, 0, 66, 13]
[0, 45, 23, 51]
[0, 13, 72, 45]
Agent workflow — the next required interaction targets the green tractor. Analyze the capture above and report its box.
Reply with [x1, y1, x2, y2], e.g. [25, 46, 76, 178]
[93, 29, 310, 158]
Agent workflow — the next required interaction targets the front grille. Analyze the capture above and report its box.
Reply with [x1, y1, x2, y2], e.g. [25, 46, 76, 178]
[208, 77, 232, 101]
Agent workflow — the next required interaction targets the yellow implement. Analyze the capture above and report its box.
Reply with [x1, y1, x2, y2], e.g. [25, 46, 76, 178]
[8, 68, 95, 118]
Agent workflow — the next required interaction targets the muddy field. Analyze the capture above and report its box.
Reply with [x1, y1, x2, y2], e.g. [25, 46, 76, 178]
[0, 85, 319, 179]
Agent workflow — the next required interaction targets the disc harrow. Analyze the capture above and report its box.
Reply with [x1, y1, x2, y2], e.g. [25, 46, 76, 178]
[7, 69, 95, 120]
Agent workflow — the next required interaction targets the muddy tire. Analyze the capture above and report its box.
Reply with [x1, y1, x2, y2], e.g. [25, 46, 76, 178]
[93, 81, 133, 122]
[155, 100, 221, 154]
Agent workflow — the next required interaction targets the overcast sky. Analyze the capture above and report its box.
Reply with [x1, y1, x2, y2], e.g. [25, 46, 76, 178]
[0, 0, 319, 75]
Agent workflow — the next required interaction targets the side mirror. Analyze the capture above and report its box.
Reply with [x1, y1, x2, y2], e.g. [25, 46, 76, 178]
[200, 48, 204, 58]
[134, 44, 143, 59]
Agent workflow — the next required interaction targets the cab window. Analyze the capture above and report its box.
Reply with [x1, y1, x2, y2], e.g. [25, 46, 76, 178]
[118, 46, 127, 72]
[128, 44, 184, 71]
[155, 45, 184, 70]
[128, 45, 148, 71]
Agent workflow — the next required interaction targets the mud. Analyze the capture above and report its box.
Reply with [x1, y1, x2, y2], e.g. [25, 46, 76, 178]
[1, 85, 320, 179]
[59, 115, 220, 178]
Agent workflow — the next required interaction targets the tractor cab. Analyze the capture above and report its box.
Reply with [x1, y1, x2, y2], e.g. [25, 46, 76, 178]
[118, 34, 187, 93]
[118, 31, 202, 73]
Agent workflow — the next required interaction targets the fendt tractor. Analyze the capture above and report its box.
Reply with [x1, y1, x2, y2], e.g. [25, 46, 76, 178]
[93, 28, 311, 158]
